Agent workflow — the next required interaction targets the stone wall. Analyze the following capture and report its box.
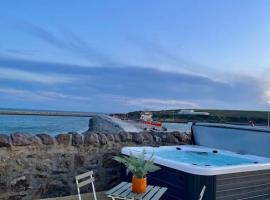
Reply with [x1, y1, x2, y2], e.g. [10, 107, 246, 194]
[0, 131, 191, 200]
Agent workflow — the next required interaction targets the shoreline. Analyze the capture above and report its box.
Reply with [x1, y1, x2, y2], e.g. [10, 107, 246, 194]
[0, 110, 96, 117]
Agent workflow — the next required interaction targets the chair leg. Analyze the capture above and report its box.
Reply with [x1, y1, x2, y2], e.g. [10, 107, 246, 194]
[76, 180, 82, 200]
[91, 178, 97, 200]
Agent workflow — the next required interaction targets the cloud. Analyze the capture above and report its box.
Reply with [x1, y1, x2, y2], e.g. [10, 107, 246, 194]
[0, 56, 266, 111]
[4, 49, 36, 56]
[126, 36, 233, 84]
[19, 22, 116, 65]
[0, 67, 76, 84]
[38, 91, 90, 101]
[125, 97, 198, 110]
[0, 87, 89, 101]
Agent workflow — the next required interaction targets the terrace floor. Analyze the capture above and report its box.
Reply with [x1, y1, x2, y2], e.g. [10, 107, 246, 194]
[41, 192, 110, 200]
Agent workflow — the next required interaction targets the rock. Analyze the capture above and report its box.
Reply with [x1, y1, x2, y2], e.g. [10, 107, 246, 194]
[11, 133, 39, 146]
[36, 134, 54, 145]
[74, 154, 85, 168]
[114, 134, 120, 142]
[172, 132, 192, 144]
[107, 134, 114, 142]
[52, 154, 72, 173]
[8, 194, 26, 200]
[0, 181, 7, 193]
[119, 132, 132, 142]
[43, 181, 71, 198]
[132, 133, 144, 144]
[84, 133, 100, 146]
[71, 133, 83, 147]
[166, 134, 179, 144]
[98, 134, 108, 145]
[11, 176, 29, 192]
[153, 135, 161, 143]
[55, 134, 71, 146]
[102, 152, 120, 168]
[0, 134, 11, 147]
[142, 132, 154, 144]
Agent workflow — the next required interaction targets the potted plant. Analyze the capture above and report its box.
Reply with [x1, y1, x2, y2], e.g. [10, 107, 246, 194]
[114, 150, 161, 193]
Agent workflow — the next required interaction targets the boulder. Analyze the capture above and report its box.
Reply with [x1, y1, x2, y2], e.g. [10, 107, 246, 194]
[84, 133, 100, 146]
[102, 152, 120, 168]
[172, 132, 192, 144]
[70, 133, 83, 147]
[11, 133, 39, 146]
[119, 132, 132, 142]
[36, 134, 54, 145]
[55, 134, 71, 146]
[142, 132, 154, 144]
[98, 134, 108, 145]
[43, 181, 71, 198]
[132, 133, 144, 144]
[11, 176, 30, 192]
[0, 181, 7, 193]
[166, 134, 179, 144]
[8, 194, 26, 200]
[106, 134, 114, 142]
[0, 134, 11, 147]
[74, 154, 85, 168]
[114, 134, 121, 142]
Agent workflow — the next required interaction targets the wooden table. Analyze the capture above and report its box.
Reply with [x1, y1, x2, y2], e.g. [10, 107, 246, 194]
[105, 182, 167, 200]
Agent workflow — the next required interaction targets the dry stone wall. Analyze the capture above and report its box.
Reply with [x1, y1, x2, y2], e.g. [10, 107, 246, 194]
[0, 131, 191, 200]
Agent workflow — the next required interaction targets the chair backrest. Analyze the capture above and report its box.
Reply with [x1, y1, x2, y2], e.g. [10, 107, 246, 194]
[198, 185, 206, 200]
[75, 171, 97, 200]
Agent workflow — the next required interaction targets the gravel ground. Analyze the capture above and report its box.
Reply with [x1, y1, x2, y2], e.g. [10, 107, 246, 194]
[40, 192, 110, 200]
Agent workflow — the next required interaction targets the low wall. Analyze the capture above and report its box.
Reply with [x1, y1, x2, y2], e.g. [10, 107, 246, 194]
[0, 131, 191, 200]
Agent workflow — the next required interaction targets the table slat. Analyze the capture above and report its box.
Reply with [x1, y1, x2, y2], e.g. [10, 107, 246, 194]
[142, 186, 160, 200]
[106, 182, 167, 200]
[149, 187, 167, 200]
[105, 182, 128, 195]
[127, 185, 154, 199]
[119, 187, 132, 198]
[113, 183, 132, 196]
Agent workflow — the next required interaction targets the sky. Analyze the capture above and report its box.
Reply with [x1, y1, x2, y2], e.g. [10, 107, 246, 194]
[1, 0, 270, 112]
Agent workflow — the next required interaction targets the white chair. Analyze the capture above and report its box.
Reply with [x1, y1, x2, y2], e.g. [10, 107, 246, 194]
[198, 185, 206, 200]
[75, 171, 97, 200]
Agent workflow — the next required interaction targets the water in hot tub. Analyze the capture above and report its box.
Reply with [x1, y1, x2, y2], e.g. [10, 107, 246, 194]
[154, 150, 256, 166]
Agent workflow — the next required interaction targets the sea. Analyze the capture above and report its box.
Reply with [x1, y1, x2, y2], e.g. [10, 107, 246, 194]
[0, 114, 90, 136]
[0, 109, 191, 135]
[163, 122, 192, 132]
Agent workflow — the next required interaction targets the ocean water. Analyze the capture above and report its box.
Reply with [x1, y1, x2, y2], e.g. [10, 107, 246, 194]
[0, 114, 90, 135]
[163, 122, 192, 132]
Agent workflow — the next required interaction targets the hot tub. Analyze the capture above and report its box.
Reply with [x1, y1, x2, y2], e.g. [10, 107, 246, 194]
[122, 145, 270, 200]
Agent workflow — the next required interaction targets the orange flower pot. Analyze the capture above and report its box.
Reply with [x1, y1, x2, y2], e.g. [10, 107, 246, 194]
[132, 176, 147, 193]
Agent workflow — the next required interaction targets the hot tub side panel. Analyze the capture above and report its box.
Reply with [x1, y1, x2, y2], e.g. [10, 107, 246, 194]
[122, 164, 216, 200]
[216, 169, 270, 200]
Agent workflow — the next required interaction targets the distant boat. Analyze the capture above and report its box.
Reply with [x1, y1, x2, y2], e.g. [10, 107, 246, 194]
[140, 111, 162, 127]
[143, 120, 162, 127]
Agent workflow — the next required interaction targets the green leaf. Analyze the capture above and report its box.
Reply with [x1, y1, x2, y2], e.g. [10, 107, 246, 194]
[114, 149, 161, 178]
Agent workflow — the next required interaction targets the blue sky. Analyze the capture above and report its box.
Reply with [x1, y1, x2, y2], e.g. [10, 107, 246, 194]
[1, 0, 270, 112]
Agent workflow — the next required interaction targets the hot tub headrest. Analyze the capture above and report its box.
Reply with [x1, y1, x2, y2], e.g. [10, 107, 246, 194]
[192, 123, 270, 158]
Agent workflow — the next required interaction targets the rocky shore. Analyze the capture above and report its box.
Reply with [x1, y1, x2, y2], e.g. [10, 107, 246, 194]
[0, 116, 192, 200]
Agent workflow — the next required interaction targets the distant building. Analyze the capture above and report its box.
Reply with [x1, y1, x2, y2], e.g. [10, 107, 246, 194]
[140, 111, 153, 121]
[177, 109, 210, 116]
